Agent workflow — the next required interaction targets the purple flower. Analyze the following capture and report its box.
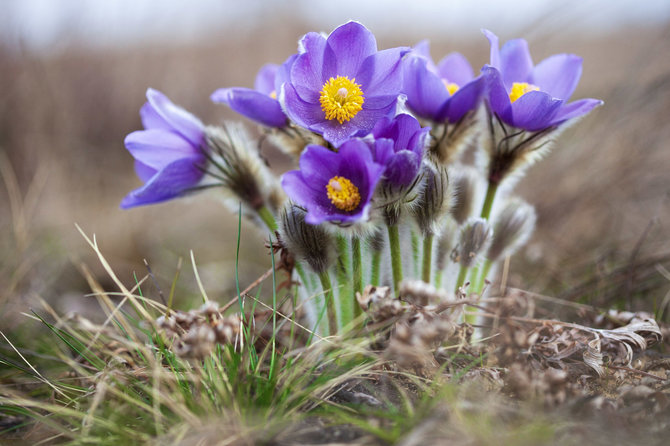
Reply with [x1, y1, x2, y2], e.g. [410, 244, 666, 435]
[402, 41, 485, 123]
[281, 140, 385, 225]
[371, 114, 429, 189]
[482, 30, 602, 131]
[121, 88, 207, 209]
[211, 55, 296, 128]
[281, 21, 407, 147]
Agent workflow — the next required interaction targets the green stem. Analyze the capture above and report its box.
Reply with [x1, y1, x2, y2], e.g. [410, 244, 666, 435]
[335, 236, 352, 327]
[411, 231, 420, 277]
[476, 259, 493, 294]
[351, 236, 362, 319]
[257, 205, 278, 232]
[387, 224, 403, 294]
[318, 272, 337, 336]
[421, 233, 434, 283]
[371, 249, 381, 287]
[435, 270, 443, 289]
[479, 181, 499, 221]
[455, 264, 469, 293]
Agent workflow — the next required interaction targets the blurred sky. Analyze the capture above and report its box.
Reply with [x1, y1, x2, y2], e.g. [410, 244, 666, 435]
[2, 0, 670, 54]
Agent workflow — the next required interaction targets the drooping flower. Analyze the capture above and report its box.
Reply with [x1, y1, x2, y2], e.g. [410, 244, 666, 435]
[371, 113, 429, 190]
[281, 140, 385, 225]
[211, 54, 296, 128]
[121, 88, 207, 209]
[482, 30, 602, 132]
[402, 41, 485, 123]
[281, 21, 408, 147]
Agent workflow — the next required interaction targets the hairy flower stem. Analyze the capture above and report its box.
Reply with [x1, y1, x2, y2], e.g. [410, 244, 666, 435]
[258, 205, 278, 232]
[455, 264, 469, 293]
[318, 272, 338, 336]
[371, 250, 381, 286]
[479, 181, 499, 221]
[422, 233, 433, 283]
[336, 236, 353, 327]
[387, 224, 403, 294]
[351, 237, 363, 319]
[435, 270, 443, 289]
[411, 232, 420, 277]
[475, 259, 494, 294]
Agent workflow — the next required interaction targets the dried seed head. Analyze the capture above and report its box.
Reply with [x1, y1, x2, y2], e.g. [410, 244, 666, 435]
[413, 164, 452, 236]
[452, 218, 492, 267]
[278, 203, 335, 274]
[450, 165, 482, 225]
[205, 124, 285, 216]
[486, 198, 536, 262]
[356, 285, 406, 323]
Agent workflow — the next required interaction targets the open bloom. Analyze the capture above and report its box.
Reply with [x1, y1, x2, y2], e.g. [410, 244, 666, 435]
[402, 41, 484, 123]
[211, 54, 296, 128]
[281, 140, 385, 225]
[121, 88, 207, 209]
[482, 30, 602, 131]
[371, 113, 429, 189]
[281, 21, 407, 147]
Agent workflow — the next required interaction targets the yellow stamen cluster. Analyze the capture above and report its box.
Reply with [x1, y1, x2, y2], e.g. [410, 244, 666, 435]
[269, 90, 277, 99]
[442, 79, 459, 96]
[319, 76, 365, 124]
[326, 176, 361, 212]
[509, 82, 540, 103]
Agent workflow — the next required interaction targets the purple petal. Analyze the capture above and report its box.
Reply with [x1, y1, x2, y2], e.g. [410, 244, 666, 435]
[125, 129, 198, 170]
[254, 64, 279, 95]
[509, 90, 563, 131]
[211, 87, 286, 127]
[371, 137, 395, 165]
[355, 47, 407, 98]
[402, 56, 448, 120]
[549, 98, 603, 126]
[384, 150, 420, 188]
[314, 105, 394, 147]
[482, 66, 513, 123]
[483, 29, 500, 69]
[437, 76, 485, 122]
[291, 33, 336, 102]
[120, 156, 204, 209]
[327, 21, 377, 76]
[499, 39, 534, 86]
[144, 88, 204, 147]
[275, 54, 298, 91]
[532, 54, 583, 100]
[280, 83, 325, 128]
[411, 40, 432, 61]
[134, 161, 157, 183]
[298, 144, 339, 185]
[437, 53, 474, 86]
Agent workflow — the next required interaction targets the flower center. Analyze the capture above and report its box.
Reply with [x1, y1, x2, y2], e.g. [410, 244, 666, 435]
[442, 79, 459, 96]
[509, 82, 540, 103]
[319, 76, 365, 124]
[326, 176, 361, 212]
[269, 90, 277, 99]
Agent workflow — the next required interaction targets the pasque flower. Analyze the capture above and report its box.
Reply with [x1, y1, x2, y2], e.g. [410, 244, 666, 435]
[402, 41, 484, 123]
[281, 140, 385, 225]
[281, 21, 407, 147]
[482, 30, 602, 131]
[211, 54, 296, 128]
[371, 113, 429, 189]
[121, 88, 207, 209]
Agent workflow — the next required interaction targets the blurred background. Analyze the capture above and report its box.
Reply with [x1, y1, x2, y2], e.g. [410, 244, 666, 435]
[1, 0, 670, 324]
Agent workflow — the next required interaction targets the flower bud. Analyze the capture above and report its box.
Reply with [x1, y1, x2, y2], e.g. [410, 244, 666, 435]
[278, 203, 335, 274]
[452, 218, 492, 268]
[486, 198, 536, 262]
